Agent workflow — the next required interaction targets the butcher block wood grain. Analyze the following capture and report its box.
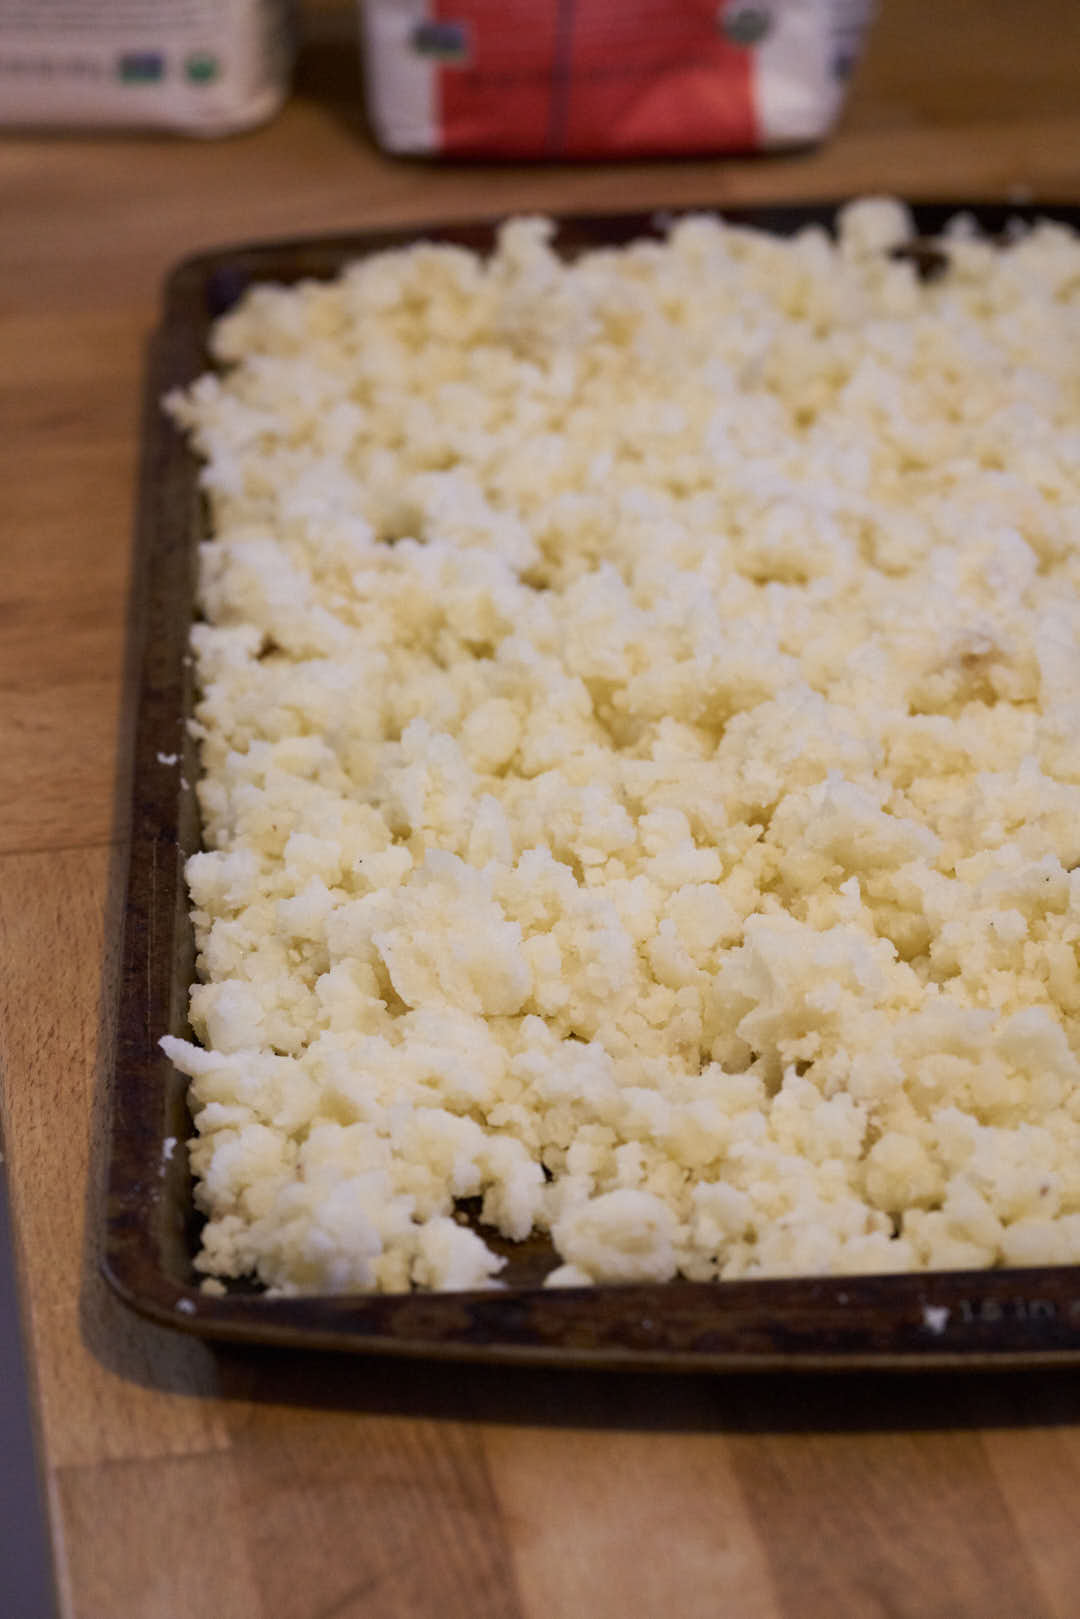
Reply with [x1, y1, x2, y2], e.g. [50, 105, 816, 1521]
[3, 1, 1080, 1614]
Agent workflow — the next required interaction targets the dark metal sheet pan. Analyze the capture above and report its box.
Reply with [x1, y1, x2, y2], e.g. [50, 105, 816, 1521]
[104, 201, 1080, 1369]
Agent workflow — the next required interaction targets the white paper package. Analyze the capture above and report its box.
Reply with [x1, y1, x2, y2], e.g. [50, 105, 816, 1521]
[0, 0, 295, 135]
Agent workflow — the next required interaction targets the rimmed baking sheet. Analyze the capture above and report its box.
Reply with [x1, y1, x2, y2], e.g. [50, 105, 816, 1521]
[103, 202, 1080, 1369]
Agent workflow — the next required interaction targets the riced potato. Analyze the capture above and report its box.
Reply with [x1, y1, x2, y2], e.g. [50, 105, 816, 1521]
[161, 200, 1080, 1294]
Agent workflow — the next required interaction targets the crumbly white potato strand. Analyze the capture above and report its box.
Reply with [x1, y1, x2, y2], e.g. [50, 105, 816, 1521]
[162, 200, 1080, 1294]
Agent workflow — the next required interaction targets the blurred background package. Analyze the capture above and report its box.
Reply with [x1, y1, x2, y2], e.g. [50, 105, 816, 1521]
[360, 0, 875, 158]
[0, 0, 295, 134]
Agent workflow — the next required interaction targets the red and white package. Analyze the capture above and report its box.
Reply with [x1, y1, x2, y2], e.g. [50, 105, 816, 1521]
[359, 0, 874, 159]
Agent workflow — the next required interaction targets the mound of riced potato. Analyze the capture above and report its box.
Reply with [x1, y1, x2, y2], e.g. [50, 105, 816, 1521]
[160, 199, 1080, 1296]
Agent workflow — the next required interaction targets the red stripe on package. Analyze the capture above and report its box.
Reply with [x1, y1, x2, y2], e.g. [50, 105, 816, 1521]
[433, 0, 562, 155]
[564, 1, 756, 156]
[433, 0, 754, 158]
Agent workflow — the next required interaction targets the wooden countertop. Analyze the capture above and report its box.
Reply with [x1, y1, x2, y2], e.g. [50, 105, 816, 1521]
[3, 3, 1080, 1614]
